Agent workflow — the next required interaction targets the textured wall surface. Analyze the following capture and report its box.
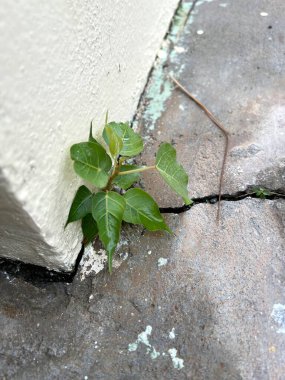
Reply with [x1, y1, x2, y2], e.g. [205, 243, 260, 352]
[0, 0, 178, 270]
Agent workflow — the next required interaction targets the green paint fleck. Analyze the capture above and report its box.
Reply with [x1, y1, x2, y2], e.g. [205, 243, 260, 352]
[168, 348, 184, 370]
[150, 347, 160, 360]
[143, 1, 193, 130]
[158, 257, 168, 267]
[169, 327, 176, 339]
[137, 325, 152, 346]
[143, 0, 216, 130]
[169, 1, 193, 41]
[128, 342, 138, 352]
[128, 325, 152, 352]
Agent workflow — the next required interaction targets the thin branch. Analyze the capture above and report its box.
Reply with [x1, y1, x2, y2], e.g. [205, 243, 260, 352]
[169, 75, 230, 221]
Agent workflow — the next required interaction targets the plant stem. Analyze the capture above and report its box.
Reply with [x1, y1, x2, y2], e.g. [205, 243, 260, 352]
[104, 160, 121, 191]
[117, 165, 156, 176]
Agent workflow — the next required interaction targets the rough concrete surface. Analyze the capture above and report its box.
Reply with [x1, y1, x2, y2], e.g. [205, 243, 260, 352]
[1, 0, 285, 379]
[135, 0, 285, 205]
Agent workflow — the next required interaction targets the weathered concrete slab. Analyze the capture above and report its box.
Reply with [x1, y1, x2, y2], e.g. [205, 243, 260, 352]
[1, 0, 285, 378]
[0, 199, 284, 379]
[135, 0, 285, 206]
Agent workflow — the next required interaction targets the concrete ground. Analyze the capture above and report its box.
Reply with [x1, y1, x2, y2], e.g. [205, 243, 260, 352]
[1, 0, 285, 379]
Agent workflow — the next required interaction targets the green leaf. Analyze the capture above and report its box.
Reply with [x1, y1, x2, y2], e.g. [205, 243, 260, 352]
[81, 214, 98, 244]
[70, 142, 112, 188]
[156, 143, 191, 205]
[92, 191, 126, 272]
[113, 165, 141, 189]
[103, 124, 123, 158]
[103, 122, 143, 157]
[65, 185, 92, 227]
[254, 187, 271, 199]
[123, 188, 170, 232]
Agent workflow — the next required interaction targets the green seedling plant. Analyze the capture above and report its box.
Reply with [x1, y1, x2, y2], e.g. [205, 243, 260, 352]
[253, 187, 271, 199]
[66, 118, 192, 272]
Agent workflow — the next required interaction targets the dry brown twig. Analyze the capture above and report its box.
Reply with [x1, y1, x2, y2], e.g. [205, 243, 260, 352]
[169, 75, 230, 221]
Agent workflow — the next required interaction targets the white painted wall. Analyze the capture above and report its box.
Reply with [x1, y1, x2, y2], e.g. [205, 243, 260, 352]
[0, 0, 178, 271]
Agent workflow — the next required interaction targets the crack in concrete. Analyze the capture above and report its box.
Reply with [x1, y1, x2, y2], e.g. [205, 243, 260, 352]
[1, 176, 285, 285]
[0, 245, 84, 284]
[160, 187, 285, 214]
[2, 186, 284, 284]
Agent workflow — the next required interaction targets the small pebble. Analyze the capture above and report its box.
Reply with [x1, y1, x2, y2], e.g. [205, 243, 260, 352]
[260, 12, 268, 16]
[197, 30, 204, 35]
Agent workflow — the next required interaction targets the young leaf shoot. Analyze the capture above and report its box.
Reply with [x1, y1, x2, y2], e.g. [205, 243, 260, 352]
[66, 119, 191, 272]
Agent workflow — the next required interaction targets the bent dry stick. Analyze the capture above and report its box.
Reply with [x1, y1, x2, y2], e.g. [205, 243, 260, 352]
[169, 75, 230, 221]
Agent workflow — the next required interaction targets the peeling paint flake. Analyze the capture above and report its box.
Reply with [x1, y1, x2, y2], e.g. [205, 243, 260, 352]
[143, 1, 193, 130]
[170, 2, 193, 40]
[138, 325, 152, 346]
[150, 347, 160, 359]
[271, 304, 285, 333]
[128, 326, 160, 360]
[128, 342, 138, 352]
[158, 257, 168, 267]
[174, 46, 186, 54]
[168, 348, 184, 370]
[144, 72, 172, 130]
[128, 326, 185, 368]
[128, 325, 152, 352]
[169, 328, 176, 339]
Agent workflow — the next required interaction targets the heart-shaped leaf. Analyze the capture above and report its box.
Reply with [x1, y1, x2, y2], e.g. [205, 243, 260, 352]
[113, 165, 141, 189]
[103, 122, 143, 157]
[156, 143, 191, 205]
[65, 185, 92, 227]
[70, 142, 112, 188]
[81, 214, 98, 244]
[103, 124, 123, 158]
[92, 191, 126, 272]
[123, 188, 170, 232]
